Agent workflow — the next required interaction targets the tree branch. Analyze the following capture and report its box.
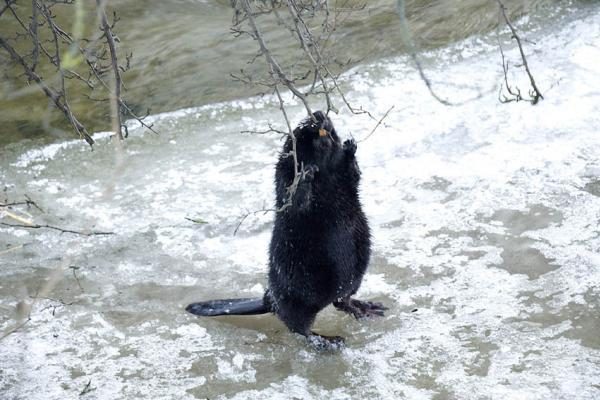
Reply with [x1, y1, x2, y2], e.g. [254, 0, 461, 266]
[97, 0, 124, 140]
[495, 0, 543, 105]
[0, 37, 94, 145]
[0, 222, 114, 236]
[239, 0, 315, 119]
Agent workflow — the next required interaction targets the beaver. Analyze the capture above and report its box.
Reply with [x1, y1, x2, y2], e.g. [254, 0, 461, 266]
[186, 111, 387, 349]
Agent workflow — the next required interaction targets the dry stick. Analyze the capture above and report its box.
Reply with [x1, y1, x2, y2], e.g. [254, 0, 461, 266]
[119, 101, 157, 135]
[4, 1, 60, 66]
[0, 199, 42, 212]
[0, 222, 114, 236]
[38, 2, 81, 143]
[0, 245, 24, 256]
[0, 37, 94, 145]
[0, 318, 30, 341]
[273, 81, 302, 212]
[1, 262, 69, 341]
[80, 380, 95, 396]
[81, 48, 157, 134]
[0, 1, 16, 17]
[241, 123, 288, 135]
[282, 2, 393, 140]
[4, 1, 93, 143]
[2, 209, 33, 225]
[293, 3, 397, 141]
[292, 3, 383, 122]
[5, 1, 65, 81]
[240, 1, 385, 124]
[497, 29, 521, 103]
[234, 81, 300, 235]
[284, 1, 337, 113]
[287, 2, 355, 109]
[97, 0, 124, 140]
[46, 9, 156, 134]
[30, 0, 40, 72]
[272, 1, 387, 134]
[1, 202, 112, 236]
[25, 195, 44, 213]
[231, 0, 310, 235]
[233, 207, 275, 236]
[240, 0, 314, 119]
[496, 0, 543, 104]
[358, 105, 395, 143]
[70, 266, 85, 293]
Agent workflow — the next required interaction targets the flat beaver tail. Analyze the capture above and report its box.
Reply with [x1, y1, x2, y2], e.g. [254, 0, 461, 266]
[186, 298, 270, 316]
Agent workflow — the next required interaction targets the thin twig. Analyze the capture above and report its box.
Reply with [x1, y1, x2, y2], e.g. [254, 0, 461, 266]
[97, 0, 123, 140]
[0, 317, 31, 341]
[0, 263, 69, 342]
[239, 0, 315, 119]
[70, 266, 85, 293]
[229, 1, 387, 233]
[79, 380, 95, 396]
[358, 105, 395, 143]
[0, 37, 94, 145]
[0, 245, 24, 256]
[24, 195, 44, 213]
[1, 199, 41, 211]
[0, 222, 114, 236]
[272, 81, 302, 212]
[284, 1, 337, 113]
[233, 207, 276, 236]
[0, 1, 17, 18]
[496, 0, 543, 104]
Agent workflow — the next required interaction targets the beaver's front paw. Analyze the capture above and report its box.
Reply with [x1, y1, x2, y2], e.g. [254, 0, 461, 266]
[343, 139, 357, 156]
[302, 164, 319, 181]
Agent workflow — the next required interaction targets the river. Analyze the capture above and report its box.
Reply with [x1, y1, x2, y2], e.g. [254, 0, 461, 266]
[1, 0, 555, 144]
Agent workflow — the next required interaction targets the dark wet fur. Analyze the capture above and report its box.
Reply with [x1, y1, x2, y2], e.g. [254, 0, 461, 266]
[186, 111, 387, 349]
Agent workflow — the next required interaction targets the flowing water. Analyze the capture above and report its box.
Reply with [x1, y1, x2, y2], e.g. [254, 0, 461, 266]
[1, 0, 555, 144]
[1, 1, 600, 399]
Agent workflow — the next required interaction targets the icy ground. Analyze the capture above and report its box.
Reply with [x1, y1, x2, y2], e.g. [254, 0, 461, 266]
[1, 3, 599, 400]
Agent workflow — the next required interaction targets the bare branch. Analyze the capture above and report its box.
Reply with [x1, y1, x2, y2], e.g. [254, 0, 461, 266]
[284, 1, 336, 113]
[2, 0, 152, 143]
[0, 317, 31, 341]
[238, 0, 315, 119]
[97, 0, 124, 140]
[0, 1, 17, 18]
[241, 122, 288, 135]
[0, 222, 114, 236]
[358, 105, 395, 143]
[233, 207, 276, 236]
[495, 0, 543, 105]
[230, 0, 388, 233]
[0, 196, 44, 213]
[30, 0, 40, 71]
[0, 37, 95, 145]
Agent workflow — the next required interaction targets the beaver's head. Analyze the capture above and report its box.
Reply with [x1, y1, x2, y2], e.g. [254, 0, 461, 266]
[293, 111, 341, 163]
